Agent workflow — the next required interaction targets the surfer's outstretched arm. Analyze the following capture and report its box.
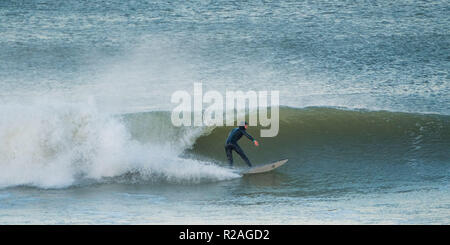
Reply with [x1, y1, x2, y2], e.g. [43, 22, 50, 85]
[241, 129, 254, 141]
[241, 129, 259, 146]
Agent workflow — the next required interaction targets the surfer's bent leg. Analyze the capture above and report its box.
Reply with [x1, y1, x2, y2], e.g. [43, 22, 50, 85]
[234, 144, 252, 167]
[225, 144, 234, 167]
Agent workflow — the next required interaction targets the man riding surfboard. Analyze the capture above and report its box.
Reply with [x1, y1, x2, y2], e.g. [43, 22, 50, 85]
[225, 121, 259, 167]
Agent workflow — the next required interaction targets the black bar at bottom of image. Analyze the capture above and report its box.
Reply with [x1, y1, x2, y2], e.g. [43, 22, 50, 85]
[0, 225, 446, 243]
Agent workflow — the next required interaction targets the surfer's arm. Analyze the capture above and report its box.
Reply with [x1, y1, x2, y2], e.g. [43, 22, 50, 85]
[242, 129, 258, 146]
[242, 129, 254, 141]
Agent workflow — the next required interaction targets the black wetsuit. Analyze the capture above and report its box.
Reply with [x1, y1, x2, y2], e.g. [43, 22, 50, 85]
[225, 126, 254, 167]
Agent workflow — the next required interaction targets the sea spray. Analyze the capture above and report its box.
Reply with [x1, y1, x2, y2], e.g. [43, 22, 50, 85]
[0, 100, 239, 189]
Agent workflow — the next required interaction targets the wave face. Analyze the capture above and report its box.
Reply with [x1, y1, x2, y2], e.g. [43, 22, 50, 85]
[189, 107, 450, 163]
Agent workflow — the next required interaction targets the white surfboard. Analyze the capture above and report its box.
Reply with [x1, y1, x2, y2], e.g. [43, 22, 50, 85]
[241, 159, 288, 175]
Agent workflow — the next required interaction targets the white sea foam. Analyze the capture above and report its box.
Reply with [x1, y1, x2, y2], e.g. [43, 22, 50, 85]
[0, 100, 239, 189]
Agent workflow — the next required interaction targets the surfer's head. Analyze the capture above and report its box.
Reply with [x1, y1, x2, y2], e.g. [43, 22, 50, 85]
[239, 121, 249, 130]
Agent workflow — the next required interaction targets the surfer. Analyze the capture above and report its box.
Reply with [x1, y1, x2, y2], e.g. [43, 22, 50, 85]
[225, 121, 259, 167]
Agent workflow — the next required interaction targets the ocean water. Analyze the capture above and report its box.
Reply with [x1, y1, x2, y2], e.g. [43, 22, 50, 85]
[0, 0, 449, 224]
